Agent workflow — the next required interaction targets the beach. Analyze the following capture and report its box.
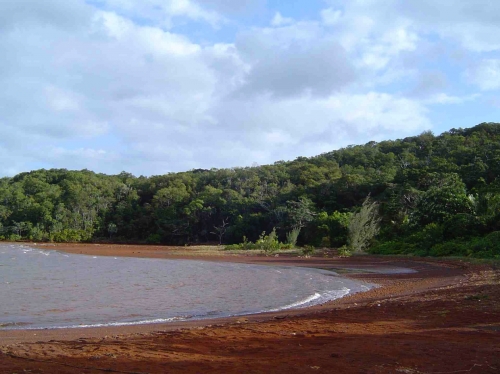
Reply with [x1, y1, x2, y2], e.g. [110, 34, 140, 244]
[1, 244, 499, 373]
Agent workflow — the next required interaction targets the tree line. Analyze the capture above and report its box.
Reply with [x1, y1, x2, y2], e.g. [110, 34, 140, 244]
[0, 122, 499, 258]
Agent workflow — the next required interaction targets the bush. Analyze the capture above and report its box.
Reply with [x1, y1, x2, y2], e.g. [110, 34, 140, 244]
[347, 196, 380, 253]
[28, 226, 47, 241]
[240, 235, 252, 250]
[429, 241, 468, 257]
[369, 240, 408, 255]
[50, 229, 91, 242]
[466, 232, 500, 258]
[224, 243, 243, 250]
[405, 223, 444, 255]
[320, 236, 331, 247]
[338, 245, 352, 257]
[286, 228, 300, 248]
[225, 233, 292, 251]
[442, 214, 482, 239]
[8, 234, 22, 242]
[146, 233, 161, 244]
[257, 228, 280, 254]
[301, 245, 315, 256]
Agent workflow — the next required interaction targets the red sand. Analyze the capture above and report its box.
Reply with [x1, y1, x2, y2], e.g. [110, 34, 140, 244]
[1, 243, 499, 373]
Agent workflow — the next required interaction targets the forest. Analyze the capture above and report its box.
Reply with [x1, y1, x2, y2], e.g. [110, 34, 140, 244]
[0, 122, 499, 258]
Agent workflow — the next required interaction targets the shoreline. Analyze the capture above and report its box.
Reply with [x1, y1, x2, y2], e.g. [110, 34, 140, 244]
[0, 243, 463, 343]
[2, 243, 499, 373]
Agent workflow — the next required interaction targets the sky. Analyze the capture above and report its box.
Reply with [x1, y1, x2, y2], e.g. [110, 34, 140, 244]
[1, 0, 500, 177]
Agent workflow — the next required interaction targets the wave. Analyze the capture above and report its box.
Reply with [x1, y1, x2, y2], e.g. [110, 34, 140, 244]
[26, 316, 190, 330]
[1, 243, 376, 332]
[268, 287, 351, 312]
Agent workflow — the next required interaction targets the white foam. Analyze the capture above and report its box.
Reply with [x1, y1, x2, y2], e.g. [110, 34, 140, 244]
[268, 287, 351, 312]
[1, 244, 376, 331]
[29, 317, 188, 330]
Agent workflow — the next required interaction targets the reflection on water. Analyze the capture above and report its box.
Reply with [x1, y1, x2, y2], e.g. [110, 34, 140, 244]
[0, 244, 372, 330]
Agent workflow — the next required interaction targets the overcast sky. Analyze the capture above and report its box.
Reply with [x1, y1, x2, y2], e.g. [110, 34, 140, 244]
[1, 0, 499, 177]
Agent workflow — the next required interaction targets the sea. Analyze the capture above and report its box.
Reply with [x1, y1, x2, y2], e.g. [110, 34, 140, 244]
[0, 243, 374, 330]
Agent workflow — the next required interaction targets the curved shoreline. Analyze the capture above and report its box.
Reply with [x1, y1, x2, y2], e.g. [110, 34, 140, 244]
[0, 247, 374, 333]
[0, 243, 463, 344]
[1, 243, 499, 373]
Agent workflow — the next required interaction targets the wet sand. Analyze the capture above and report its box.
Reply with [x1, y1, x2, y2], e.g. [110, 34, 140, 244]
[1, 243, 499, 373]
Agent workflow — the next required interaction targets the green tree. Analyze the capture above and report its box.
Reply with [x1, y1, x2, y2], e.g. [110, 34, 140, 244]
[410, 173, 473, 227]
[287, 196, 316, 230]
[347, 196, 381, 253]
[108, 222, 118, 238]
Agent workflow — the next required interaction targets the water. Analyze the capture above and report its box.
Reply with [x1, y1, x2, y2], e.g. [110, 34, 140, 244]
[0, 244, 373, 330]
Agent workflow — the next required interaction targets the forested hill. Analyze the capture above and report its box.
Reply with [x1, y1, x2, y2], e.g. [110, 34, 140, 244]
[1, 123, 499, 257]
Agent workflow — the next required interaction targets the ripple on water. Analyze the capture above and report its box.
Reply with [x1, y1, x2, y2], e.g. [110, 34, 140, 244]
[0, 244, 375, 330]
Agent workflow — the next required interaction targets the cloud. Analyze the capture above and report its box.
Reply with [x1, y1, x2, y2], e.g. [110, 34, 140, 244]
[409, 71, 449, 97]
[207, 92, 430, 164]
[398, 0, 500, 52]
[466, 59, 500, 91]
[235, 22, 356, 98]
[0, 0, 93, 31]
[89, 0, 224, 29]
[1, 0, 497, 177]
[195, 0, 265, 14]
[321, 8, 342, 26]
[326, 0, 500, 53]
[424, 93, 480, 105]
[271, 12, 294, 27]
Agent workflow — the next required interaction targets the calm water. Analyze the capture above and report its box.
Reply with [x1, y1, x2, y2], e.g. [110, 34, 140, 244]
[0, 244, 373, 330]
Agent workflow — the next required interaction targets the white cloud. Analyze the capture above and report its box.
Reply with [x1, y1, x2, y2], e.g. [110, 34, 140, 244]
[399, 0, 500, 52]
[210, 92, 430, 154]
[235, 22, 356, 97]
[195, 0, 264, 14]
[409, 71, 448, 97]
[93, 0, 224, 29]
[321, 8, 342, 26]
[331, 0, 500, 53]
[45, 86, 81, 112]
[466, 59, 500, 91]
[271, 12, 294, 27]
[1, 0, 497, 177]
[424, 93, 480, 105]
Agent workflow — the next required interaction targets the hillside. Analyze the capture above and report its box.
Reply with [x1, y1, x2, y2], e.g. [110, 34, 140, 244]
[1, 122, 499, 257]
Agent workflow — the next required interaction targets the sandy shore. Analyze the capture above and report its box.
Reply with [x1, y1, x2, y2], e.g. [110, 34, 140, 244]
[1, 243, 499, 373]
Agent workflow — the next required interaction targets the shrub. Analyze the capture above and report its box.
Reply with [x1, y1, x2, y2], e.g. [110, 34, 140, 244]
[224, 243, 242, 250]
[256, 228, 280, 254]
[28, 226, 46, 241]
[429, 241, 468, 257]
[146, 233, 161, 244]
[369, 240, 408, 255]
[442, 214, 482, 239]
[405, 223, 444, 255]
[347, 196, 380, 253]
[338, 245, 352, 257]
[238, 236, 248, 249]
[301, 245, 315, 256]
[320, 236, 331, 247]
[286, 228, 300, 248]
[50, 229, 91, 242]
[467, 232, 500, 258]
[8, 234, 22, 242]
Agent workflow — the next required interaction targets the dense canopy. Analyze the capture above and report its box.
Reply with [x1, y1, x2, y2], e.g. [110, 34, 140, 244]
[1, 123, 499, 257]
